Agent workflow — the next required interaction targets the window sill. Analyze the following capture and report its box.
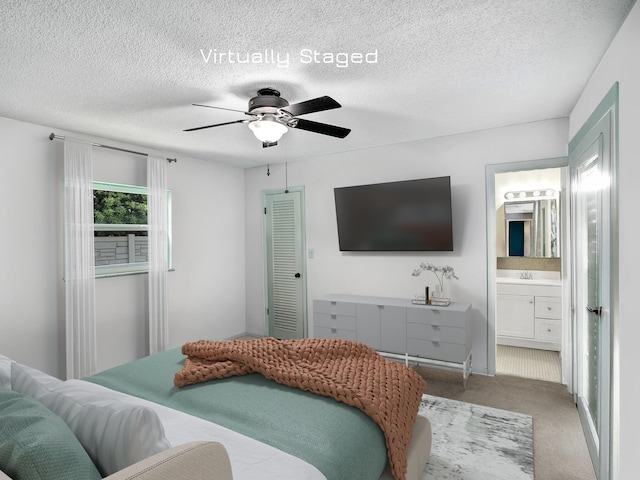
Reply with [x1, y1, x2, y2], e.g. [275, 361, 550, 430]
[95, 268, 175, 279]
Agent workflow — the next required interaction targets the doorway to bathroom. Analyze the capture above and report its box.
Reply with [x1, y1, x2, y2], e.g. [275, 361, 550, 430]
[486, 157, 571, 387]
[495, 167, 563, 382]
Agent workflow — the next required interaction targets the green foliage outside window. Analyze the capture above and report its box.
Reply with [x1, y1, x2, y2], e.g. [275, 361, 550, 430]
[94, 191, 148, 237]
[94, 191, 147, 224]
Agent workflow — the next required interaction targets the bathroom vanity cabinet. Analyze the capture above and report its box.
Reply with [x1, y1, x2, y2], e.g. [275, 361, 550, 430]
[496, 281, 562, 351]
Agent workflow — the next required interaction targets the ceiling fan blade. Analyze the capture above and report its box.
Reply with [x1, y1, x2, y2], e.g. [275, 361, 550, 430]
[282, 96, 341, 117]
[192, 103, 252, 115]
[183, 119, 247, 132]
[291, 118, 351, 138]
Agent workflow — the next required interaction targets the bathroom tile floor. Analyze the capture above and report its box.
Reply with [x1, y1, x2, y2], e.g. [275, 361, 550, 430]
[496, 345, 561, 383]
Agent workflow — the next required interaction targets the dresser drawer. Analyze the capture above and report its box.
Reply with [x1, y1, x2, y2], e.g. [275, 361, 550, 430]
[535, 319, 561, 342]
[406, 323, 465, 345]
[314, 313, 356, 331]
[407, 338, 468, 363]
[314, 326, 357, 341]
[406, 308, 466, 328]
[535, 297, 562, 320]
[313, 299, 357, 316]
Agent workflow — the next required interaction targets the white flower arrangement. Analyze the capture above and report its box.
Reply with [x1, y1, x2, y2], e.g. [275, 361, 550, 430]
[412, 262, 459, 291]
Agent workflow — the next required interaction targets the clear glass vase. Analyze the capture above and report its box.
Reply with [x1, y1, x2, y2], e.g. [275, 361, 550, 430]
[432, 284, 445, 299]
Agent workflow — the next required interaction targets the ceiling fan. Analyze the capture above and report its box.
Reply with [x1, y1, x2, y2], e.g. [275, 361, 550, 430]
[183, 88, 351, 148]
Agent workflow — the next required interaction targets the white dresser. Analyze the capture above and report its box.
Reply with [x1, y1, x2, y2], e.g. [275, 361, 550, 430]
[313, 294, 473, 384]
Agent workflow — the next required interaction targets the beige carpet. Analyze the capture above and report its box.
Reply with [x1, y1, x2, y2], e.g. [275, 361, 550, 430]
[496, 345, 561, 383]
[417, 367, 595, 480]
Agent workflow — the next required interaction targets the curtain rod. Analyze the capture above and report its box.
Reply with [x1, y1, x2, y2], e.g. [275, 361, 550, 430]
[49, 133, 177, 163]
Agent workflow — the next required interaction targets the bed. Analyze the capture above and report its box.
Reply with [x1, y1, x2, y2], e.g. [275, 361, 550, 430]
[4, 340, 432, 480]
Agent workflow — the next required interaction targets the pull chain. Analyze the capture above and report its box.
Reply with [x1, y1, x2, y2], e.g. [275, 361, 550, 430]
[284, 161, 289, 193]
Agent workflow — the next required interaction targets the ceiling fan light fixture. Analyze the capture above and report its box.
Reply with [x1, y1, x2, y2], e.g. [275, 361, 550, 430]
[185, 90, 349, 142]
[248, 118, 288, 143]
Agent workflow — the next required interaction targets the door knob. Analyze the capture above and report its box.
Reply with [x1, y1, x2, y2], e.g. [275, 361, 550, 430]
[294, 273, 301, 278]
[586, 305, 602, 316]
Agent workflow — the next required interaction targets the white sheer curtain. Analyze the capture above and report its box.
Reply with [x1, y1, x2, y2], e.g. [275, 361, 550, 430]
[64, 140, 97, 379]
[147, 155, 169, 354]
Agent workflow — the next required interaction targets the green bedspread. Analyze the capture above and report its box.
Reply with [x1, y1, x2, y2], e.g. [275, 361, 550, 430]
[85, 347, 387, 480]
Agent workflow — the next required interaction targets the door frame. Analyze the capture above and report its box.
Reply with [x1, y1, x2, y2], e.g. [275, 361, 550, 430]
[485, 157, 570, 379]
[261, 186, 308, 338]
[568, 82, 619, 480]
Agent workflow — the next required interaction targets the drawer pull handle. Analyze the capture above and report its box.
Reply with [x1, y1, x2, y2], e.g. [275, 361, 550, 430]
[547, 307, 552, 310]
[378, 305, 384, 309]
[331, 301, 337, 305]
[331, 328, 337, 334]
[331, 314, 337, 319]
[547, 328, 552, 333]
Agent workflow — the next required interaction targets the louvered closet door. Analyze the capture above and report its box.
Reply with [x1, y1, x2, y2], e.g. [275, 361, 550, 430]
[265, 190, 305, 339]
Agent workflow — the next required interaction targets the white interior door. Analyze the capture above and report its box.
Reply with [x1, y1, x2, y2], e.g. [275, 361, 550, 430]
[571, 106, 614, 480]
[263, 188, 306, 339]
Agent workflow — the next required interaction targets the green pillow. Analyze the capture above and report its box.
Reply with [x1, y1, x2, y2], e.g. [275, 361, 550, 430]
[0, 388, 102, 480]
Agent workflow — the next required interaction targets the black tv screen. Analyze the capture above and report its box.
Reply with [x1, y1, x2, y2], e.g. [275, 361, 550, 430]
[334, 176, 454, 251]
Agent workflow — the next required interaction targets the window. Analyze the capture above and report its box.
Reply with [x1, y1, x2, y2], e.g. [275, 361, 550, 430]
[93, 181, 172, 277]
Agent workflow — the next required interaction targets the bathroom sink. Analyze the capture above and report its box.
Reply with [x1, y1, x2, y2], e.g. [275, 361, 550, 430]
[496, 277, 562, 286]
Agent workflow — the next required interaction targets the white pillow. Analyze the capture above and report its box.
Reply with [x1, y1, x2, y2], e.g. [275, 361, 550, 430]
[9, 361, 63, 393]
[11, 363, 170, 476]
[0, 354, 12, 390]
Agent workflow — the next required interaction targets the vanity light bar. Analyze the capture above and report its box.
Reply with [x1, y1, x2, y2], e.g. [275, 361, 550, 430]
[504, 189, 556, 200]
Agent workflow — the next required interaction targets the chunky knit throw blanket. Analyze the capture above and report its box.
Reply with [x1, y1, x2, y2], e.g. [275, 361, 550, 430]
[174, 337, 426, 480]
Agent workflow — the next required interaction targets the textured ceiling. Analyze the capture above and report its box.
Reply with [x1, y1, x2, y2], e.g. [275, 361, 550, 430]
[0, 0, 634, 168]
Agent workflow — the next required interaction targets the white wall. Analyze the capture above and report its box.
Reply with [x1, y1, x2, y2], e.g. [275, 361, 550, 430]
[568, 2, 640, 478]
[0, 116, 247, 377]
[245, 117, 568, 374]
[0, 118, 64, 375]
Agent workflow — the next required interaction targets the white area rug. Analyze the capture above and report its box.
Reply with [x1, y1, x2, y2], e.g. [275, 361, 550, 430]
[419, 394, 534, 480]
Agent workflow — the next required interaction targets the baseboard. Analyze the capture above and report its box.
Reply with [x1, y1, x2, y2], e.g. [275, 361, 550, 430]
[498, 336, 561, 351]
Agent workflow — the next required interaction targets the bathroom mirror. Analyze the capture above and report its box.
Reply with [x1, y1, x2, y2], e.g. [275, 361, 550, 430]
[505, 198, 559, 257]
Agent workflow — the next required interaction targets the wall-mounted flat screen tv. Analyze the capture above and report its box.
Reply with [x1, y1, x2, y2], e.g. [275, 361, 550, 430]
[334, 176, 454, 251]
